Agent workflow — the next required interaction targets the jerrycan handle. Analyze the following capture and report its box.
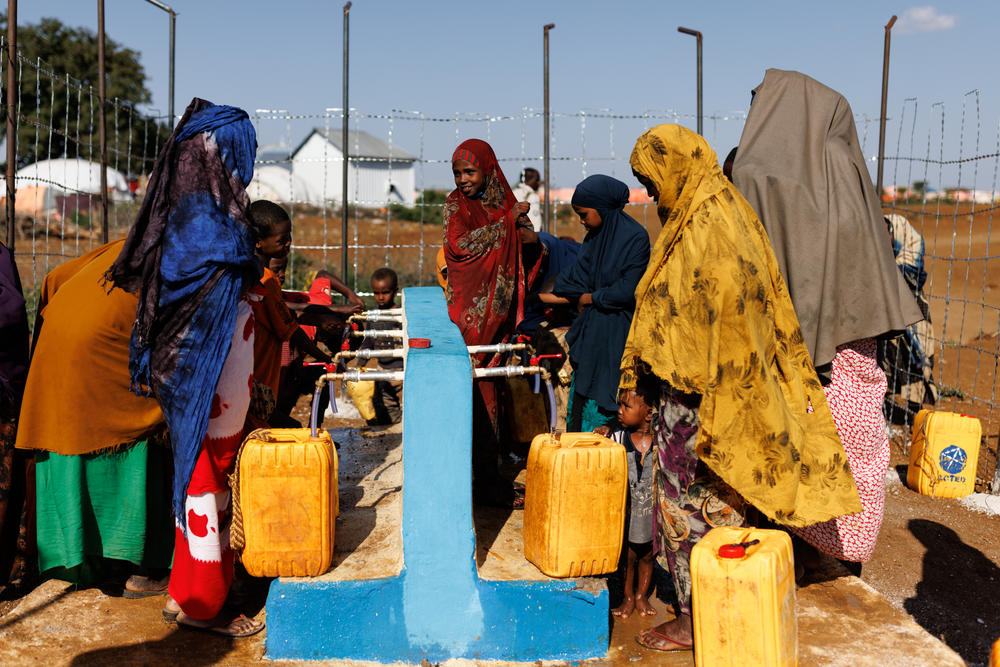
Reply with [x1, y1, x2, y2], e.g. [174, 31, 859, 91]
[559, 434, 606, 448]
[719, 539, 760, 559]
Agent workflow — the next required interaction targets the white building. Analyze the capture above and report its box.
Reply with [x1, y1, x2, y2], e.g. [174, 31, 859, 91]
[290, 129, 417, 207]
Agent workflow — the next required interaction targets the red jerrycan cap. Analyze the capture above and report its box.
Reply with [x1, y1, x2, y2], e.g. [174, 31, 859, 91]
[408, 337, 431, 348]
[718, 543, 746, 559]
[719, 538, 759, 559]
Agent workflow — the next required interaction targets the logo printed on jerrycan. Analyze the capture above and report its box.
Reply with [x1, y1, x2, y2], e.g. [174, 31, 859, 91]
[523, 432, 627, 578]
[907, 409, 981, 499]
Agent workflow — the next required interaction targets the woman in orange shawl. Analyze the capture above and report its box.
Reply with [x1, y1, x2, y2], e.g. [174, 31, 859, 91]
[444, 139, 540, 507]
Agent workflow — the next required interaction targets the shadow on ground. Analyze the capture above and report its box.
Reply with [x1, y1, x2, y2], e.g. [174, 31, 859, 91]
[904, 518, 1000, 664]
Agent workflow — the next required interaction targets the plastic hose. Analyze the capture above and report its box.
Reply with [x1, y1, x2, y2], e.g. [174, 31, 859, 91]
[544, 377, 558, 432]
[310, 385, 323, 438]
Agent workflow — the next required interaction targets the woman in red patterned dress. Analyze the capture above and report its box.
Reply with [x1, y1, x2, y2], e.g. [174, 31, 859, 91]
[444, 139, 541, 507]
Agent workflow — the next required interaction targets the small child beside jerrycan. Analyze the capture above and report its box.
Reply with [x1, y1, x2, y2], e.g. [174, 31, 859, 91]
[523, 382, 657, 618]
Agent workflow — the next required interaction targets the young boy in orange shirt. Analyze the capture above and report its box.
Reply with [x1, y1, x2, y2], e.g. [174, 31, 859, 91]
[247, 201, 337, 412]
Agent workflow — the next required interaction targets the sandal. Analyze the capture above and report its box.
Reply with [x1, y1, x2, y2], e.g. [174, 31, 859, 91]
[176, 611, 265, 638]
[123, 574, 170, 599]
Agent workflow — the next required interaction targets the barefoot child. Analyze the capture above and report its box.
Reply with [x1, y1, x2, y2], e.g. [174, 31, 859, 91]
[599, 386, 657, 619]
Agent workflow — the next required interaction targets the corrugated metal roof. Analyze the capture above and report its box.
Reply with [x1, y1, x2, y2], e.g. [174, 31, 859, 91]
[294, 128, 417, 162]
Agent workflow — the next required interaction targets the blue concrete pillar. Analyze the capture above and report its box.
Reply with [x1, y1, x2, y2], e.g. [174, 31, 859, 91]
[265, 287, 608, 662]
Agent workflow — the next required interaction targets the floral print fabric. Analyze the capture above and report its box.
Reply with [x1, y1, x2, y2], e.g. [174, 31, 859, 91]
[792, 339, 891, 561]
[652, 388, 746, 615]
[622, 124, 860, 527]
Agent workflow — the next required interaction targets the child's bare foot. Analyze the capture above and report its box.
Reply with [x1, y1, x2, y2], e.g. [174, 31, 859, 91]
[635, 595, 657, 617]
[612, 596, 635, 618]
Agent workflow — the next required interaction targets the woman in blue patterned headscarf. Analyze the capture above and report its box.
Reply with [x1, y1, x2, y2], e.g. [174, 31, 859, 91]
[541, 175, 650, 431]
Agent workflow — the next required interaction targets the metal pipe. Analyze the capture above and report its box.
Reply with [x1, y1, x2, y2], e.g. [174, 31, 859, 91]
[542, 23, 554, 235]
[97, 0, 108, 243]
[336, 348, 405, 362]
[875, 15, 897, 199]
[341, 2, 351, 286]
[466, 342, 528, 355]
[318, 370, 404, 387]
[141, 0, 176, 126]
[348, 308, 403, 323]
[472, 365, 542, 379]
[5, 0, 17, 250]
[677, 27, 703, 135]
[348, 329, 404, 339]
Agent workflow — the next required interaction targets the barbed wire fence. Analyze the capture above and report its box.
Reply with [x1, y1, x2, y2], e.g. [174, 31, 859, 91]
[4, 46, 999, 488]
[2, 35, 170, 299]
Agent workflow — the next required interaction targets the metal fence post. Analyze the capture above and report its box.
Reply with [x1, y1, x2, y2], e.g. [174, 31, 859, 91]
[97, 0, 108, 244]
[876, 15, 897, 198]
[543, 23, 554, 234]
[142, 1, 176, 127]
[677, 27, 702, 136]
[342, 2, 351, 285]
[5, 0, 16, 250]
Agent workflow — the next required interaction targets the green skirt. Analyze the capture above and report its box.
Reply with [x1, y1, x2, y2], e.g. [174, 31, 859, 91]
[35, 440, 174, 584]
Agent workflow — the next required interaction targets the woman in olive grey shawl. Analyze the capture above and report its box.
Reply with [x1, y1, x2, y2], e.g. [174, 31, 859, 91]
[732, 69, 922, 566]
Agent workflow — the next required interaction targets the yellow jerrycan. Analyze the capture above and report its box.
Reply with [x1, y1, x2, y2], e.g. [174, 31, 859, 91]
[233, 426, 338, 577]
[523, 432, 626, 577]
[907, 409, 981, 498]
[990, 637, 1000, 667]
[691, 527, 797, 667]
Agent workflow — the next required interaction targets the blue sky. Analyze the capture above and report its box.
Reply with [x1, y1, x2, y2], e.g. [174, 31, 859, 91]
[20, 1, 1000, 190]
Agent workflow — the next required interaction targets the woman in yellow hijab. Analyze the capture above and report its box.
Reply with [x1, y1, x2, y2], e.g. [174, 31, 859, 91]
[624, 125, 860, 651]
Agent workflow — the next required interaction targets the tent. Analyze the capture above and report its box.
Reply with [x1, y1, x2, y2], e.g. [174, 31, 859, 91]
[247, 165, 314, 204]
[15, 158, 131, 202]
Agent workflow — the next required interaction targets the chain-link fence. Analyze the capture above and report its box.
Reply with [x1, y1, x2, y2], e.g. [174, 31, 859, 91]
[4, 46, 999, 488]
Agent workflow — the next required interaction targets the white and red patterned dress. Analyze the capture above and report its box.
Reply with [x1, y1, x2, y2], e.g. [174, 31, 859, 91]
[168, 300, 254, 619]
[793, 338, 890, 562]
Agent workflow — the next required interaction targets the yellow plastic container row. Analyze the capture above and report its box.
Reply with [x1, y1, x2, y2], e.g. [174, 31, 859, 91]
[907, 409, 981, 499]
[691, 527, 797, 667]
[523, 432, 626, 578]
[237, 427, 338, 578]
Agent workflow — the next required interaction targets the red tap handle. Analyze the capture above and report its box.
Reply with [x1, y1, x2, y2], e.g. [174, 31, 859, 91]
[515, 334, 531, 344]
[530, 353, 563, 365]
[303, 362, 337, 372]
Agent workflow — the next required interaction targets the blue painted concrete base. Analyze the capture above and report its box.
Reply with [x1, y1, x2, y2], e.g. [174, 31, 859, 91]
[266, 575, 608, 662]
[265, 287, 610, 662]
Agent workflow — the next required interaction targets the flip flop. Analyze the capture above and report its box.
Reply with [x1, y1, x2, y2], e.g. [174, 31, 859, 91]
[635, 628, 693, 652]
[177, 612, 265, 638]
[123, 574, 170, 599]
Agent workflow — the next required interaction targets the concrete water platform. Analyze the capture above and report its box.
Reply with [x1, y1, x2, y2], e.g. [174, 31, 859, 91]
[264, 288, 609, 663]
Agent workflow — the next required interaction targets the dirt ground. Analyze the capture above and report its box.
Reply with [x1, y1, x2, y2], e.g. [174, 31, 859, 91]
[5, 203, 999, 664]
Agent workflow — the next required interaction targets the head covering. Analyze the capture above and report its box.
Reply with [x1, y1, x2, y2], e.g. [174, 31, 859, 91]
[16, 241, 164, 457]
[106, 98, 259, 526]
[732, 69, 922, 368]
[553, 175, 649, 411]
[623, 124, 861, 527]
[444, 139, 540, 366]
[0, 242, 29, 420]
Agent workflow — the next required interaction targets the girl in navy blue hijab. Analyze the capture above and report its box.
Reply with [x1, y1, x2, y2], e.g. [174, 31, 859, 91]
[541, 175, 650, 431]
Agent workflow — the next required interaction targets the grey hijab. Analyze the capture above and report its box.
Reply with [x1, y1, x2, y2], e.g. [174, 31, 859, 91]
[733, 69, 921, 368]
